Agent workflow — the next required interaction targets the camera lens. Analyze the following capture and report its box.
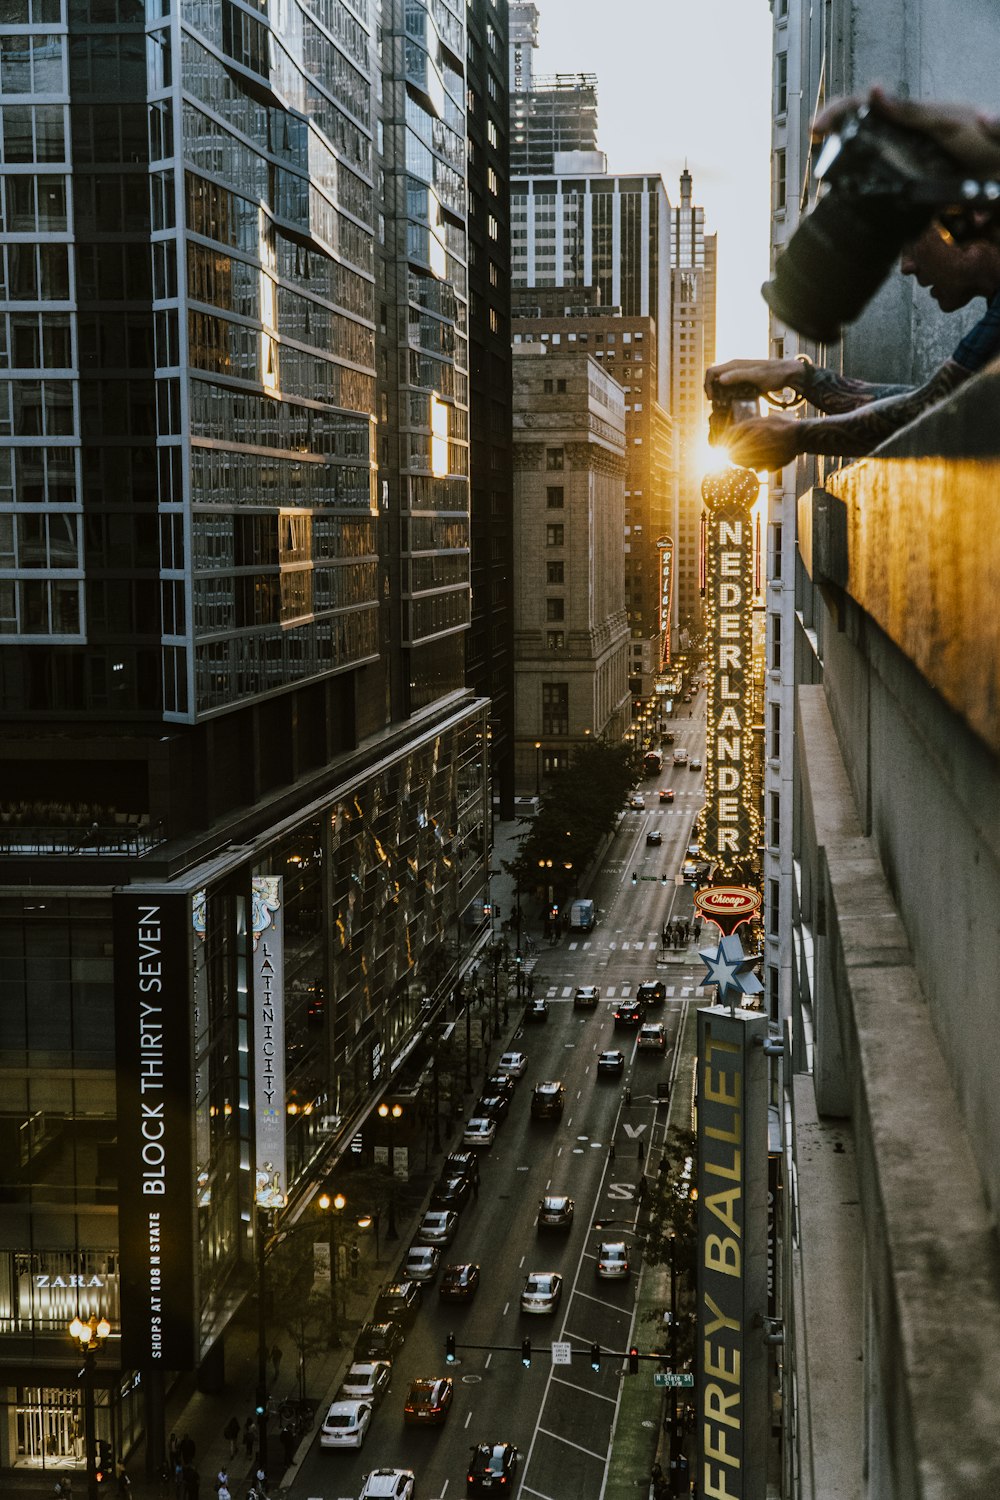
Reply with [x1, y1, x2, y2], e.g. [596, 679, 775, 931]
[762, 190, 932, 342]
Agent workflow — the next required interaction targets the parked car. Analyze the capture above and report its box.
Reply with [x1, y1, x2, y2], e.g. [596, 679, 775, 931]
[530, 1081, 565, 1118]
[659, 788, 675, 803]
[596, 1049, 625, 1077]
[636, 980, 665, 1006]
[403, 1376, 453, 1426]
[520, 1271, 563, 1314]
[402, 1245, 441, 1283]
[463, 1116, 497, 1149]
[373, 1281, 422, 1327]
[524, 998, 549, 1022]
[596, 1240, 631, 1279]
[320, 1399, 373, 1450]
[358, 1471, 415, 1500]
[573, 984, 600, 1008]
[483, 1073, 516, 1101]
[467, 1442, 519, 1495]
[614, 1000, 645, 1029]
[645, 828, 663, 846]
[439, 1262, 481, 1301]
[637, 1023, 667, 1052]
[682, 861, 700, 884]
[537, 1194, 574, 1230]
[338, 1362, 391, 1405]
[431, 1174, 473, 1212]
[444, 1150, 480, 1185]
[474, 1088, 508, 1123]
[354, 1320, 405, 1364]
[497, 1050, 527, 1079]
[415, 1209, 459, 1247]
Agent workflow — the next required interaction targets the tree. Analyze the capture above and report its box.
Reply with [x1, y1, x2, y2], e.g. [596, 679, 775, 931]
[640, 1127, 698, 1281]
[505, 741, 635, 897]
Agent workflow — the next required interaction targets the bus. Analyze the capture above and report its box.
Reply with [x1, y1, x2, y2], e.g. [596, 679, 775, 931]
[643, 748, 663, 777]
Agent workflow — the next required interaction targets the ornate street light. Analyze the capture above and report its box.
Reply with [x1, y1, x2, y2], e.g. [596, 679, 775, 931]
[377, 1103, 403, 1239]
[69, 1313, 111, 1500]
[317, 1192, 346, 1345]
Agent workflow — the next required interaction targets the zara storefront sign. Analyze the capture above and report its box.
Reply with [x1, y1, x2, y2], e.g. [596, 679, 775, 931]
[114, 889, 196, 1370]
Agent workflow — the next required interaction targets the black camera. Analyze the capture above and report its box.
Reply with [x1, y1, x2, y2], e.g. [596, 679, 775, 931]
[708, 383, 760, 447]
[762, 106, 968, 342]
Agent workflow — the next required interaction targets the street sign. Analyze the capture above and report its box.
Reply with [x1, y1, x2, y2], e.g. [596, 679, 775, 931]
[654, 1372, 694, 1387]
[551, 1342, 573, 1365]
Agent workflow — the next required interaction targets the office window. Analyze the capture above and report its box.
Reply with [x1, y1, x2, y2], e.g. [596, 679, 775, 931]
[487, 118, 499, 149]
[546, 524, 564, 546]
[770, 612, 781, 671]
[545, 447, 564, 470]
[768, 700, 781, 760]
[546, 562, 564, 584]
[556, 378, 567, 393]
[768, 790, 780, 849]
[773, 148, 787, 212]
[545, 598, 564, 621]
[546, 630, 564, 650]
[771, 522, 783, 580]
[542, 681, 569, 735]
[768, 879, 780, 936]
[543, 379, 553, 394]
[487, 213, 499, 240]
[775, 52, 787, 116]
[546, 486, 563, 508]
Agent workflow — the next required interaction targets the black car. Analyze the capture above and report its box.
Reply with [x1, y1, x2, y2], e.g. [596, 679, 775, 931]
[431, 1174, 473, 1212]
[467, 1442, 519, 1495]
[439, 1261, 481, 1301]
[614, 1000, 645, 1029]
[373, 1281, 423, 1327]
[596, 1048, 626, 1077]
[645, 829, 663, 846]
[483, 1074, 516, 1103]
[444, 1150, 480, 1186]
[636, 980, 666, 1006]
[476, 1092, 510, 1124]
[524, 998, 548, 1022]
[354, 1320, 405, 1363]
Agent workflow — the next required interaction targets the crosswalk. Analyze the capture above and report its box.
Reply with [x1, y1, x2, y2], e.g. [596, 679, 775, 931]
[567, 938, 699, 951]
[543, 982, 708, 999]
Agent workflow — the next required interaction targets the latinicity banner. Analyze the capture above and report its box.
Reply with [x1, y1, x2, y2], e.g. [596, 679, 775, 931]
[114, 890, 196, 1370]
[252, 876, 287, 1209]
[701, 468, 761, 877]
[696, 1005, 769, 1500]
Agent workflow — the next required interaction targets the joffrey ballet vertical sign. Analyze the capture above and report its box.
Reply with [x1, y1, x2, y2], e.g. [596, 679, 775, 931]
[701, 467, 760, 876]
[252, 876, 287, 1209]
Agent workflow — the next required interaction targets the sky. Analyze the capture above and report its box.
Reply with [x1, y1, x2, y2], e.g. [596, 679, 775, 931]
[524, 0, 774, 363]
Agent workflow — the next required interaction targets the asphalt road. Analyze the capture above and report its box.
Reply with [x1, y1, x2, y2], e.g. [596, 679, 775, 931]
[292, 707, 707, 1500]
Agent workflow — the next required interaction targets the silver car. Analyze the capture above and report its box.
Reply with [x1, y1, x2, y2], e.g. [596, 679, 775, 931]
[402, 1244, 441, 1283]
[595, 1240, 631, 1279]
[337, 1361, 392, 1405]
[520, 1271, 563, 1313]
[497, 1050, 527, 1079]
[415, 1209, 459, 1246]
[463, 1115, 497, 1148]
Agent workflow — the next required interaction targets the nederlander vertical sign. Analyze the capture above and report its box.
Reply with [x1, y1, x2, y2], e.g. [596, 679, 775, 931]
[696, 1006, 769, 1500]
[114, 890, 196, 1370]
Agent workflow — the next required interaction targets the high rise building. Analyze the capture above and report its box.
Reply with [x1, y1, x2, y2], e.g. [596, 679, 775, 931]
[670, 168, 716, 636]
[0, 0, 490, 1477]
[507, 2, 598, 177]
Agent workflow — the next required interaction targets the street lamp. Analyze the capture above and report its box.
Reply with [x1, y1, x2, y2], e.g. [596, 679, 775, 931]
[317, 1192, 346, 1345]
[378, 1102, 403, 1239]
[534, 742, 541, 798]
[69, 1313, 111, 1500]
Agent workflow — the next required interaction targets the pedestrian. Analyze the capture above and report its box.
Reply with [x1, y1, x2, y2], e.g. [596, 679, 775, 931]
[223, 1416, 240, 1459]
[216, 1487, 231, 1500]
[280, 1425, 295, 1465]
[179, 1435, 196, 1467]
[243, 1418, 256, 1459]
[624, 1085, 632, 1106]
[637, 1140, 645, 1165]
[255, 1468, 269, 1499]
[269, 1343, 282, 1383]
[168, 1435, 181, 1472]
[117, 1470, 132, 1498]
[215, 1469, 230, 1493]
[637, 1176, 647, 1204]
[609, 1140, 615, 1161]
[181, 1464, 200, 1500]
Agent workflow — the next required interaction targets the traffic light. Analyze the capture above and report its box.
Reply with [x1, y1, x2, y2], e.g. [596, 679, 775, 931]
[255, 1386, 267, 1417]
[483, 902, 492, 916]
[661, 873, 668, 886]
[590, 1343, 601, 1371]
[628, 1346, 640, 1374]
[515, 949, 523, 966]
[521, 1338, 531, 1368]
[446, 1332, 456, 1364]
[631, 872, 638, 887]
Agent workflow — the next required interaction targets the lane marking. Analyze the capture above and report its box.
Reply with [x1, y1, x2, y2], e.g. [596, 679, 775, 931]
[551, 1374, 617, 1405]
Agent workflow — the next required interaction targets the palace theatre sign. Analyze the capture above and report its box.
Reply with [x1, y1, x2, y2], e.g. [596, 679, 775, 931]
[701, 467, 760, 877]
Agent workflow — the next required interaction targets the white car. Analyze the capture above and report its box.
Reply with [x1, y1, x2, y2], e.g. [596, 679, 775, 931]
[358, 1469, 416, 1500]
[628, 791, 645, 809]
[415, 1208, 459, 1246]
[319, 1398, 373, 1449]
[596, 1240, 631, 1279]
[337, 1362, 391, 1405]
[637, 1023, 666, 1052]
[520, 1271, 563, 1313]
[463, 1115, 497, 1148]
[402, 1244, 441, 1283]
[497, 1050, 527, 1079]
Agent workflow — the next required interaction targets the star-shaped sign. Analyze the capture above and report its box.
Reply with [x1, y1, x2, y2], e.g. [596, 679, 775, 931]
[700, 933, 764, 1008]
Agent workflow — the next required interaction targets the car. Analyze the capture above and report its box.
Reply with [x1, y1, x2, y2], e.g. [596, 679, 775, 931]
[658, 788, 675, 803]
[476, 1092, 510, 1124]
[403, 1376, 454, 1426]
[537, 1194, 574, 1229]
[524, 997, 549, 1022]
[663, 731, 676, 744]
[673, 748, 689, 765]
[439, 1261, 481, 1301]
[628, 791, 645, 810]
[483, 1073, 516, 1101]
[687, 843, 701, 859]
[373, 1281, 423, 1326]
[402, 1245, 441, 1283]
[683, 692, 692, 702]
[645, 828, 663, 846]
[530, 1080, 565, 1118]
[690, 757, 702, 771]
[596, 1240, 631, 1279]
[431, 1173, 473, 1212]
[638, 1023, 667, 1052]
[463, 1116, 497, 1148]
[415, 1209, 459, 1247]
[636, 980, 665, 1006]
[358, 1471, 415, 1500]
[597, 1048, 625, 1077]
[338, 1362, 392, 1405]
[682, 861, 700, 884]
[444, 1150, 480, 1184]
[573, 984, 601, 1008]
[319, 1399, 373, 1449]
[520, 1271, 563, 1313]
[614, 1000, 645, 1029]
[497, 1050, 527, 1079]
[354, 1320, 405, 1363]
[467, 1441, 519, 1495]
